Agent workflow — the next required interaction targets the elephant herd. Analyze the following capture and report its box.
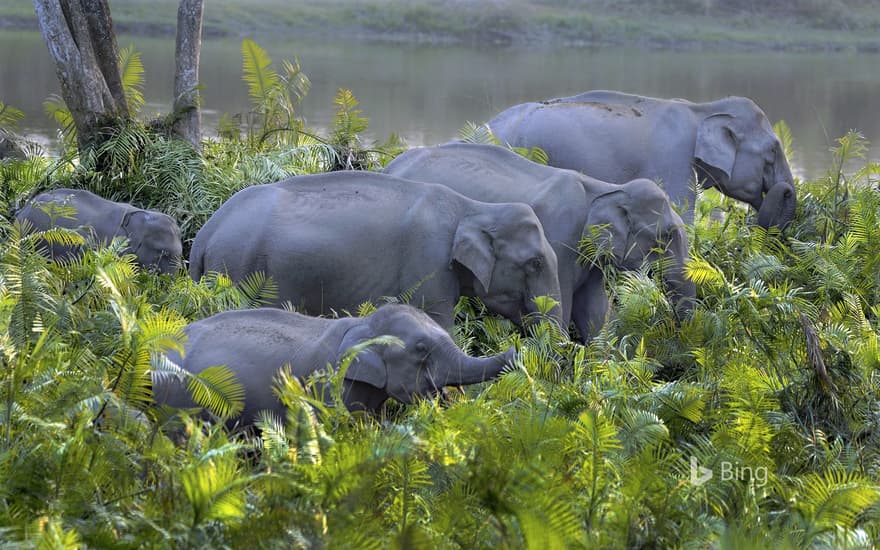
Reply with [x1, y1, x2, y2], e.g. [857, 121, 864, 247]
[14, 91, 797, 429]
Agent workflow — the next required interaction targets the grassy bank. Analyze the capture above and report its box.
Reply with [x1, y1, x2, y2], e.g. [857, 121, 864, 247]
[2, 0, 880, 51]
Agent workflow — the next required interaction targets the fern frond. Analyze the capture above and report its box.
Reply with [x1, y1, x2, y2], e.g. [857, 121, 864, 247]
[118, 44, 145, 115]
[0, 101, 24, 130]
[241, 39, 280, 108]
[773, 119, 795, 164]
[186, 365, 246, 419]
[458, 121, 495, 144]
[43, 94, 75, 145]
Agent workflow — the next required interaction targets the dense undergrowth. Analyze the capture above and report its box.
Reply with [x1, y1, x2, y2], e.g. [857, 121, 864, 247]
[2, 41, 880, 548]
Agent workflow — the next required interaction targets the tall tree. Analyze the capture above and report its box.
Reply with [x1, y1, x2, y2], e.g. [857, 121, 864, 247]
[32, 0, 129, 153]
[172, 0, 204, 149]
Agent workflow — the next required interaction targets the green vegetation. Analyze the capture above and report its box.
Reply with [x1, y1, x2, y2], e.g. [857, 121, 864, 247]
[2, 0, 880, 51]
[2, 39, 880, 547]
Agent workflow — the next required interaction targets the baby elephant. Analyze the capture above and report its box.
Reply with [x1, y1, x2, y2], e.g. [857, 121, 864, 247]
[16, 188, 183, 274]
[153, 304, 516, 425]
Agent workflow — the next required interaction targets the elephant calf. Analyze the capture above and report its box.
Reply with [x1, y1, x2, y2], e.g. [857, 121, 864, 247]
[16, 188, 183, 274]
[153, 304, 516, 425]
[189, 171, 564, 329]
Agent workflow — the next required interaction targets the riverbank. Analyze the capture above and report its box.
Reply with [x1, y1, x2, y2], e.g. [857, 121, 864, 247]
[2, 0, 879, 53]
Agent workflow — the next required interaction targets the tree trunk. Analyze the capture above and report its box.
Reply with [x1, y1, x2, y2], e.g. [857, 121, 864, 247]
[32, 0, 128, 153]
[172, 0, 204, 150]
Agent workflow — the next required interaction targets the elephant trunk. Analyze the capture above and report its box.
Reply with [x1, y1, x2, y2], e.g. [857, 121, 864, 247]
[757, 181, 797, 230]
[524, 279, 565, 328]
[440, 342, 516, 386]
[663, 226, 696, 319]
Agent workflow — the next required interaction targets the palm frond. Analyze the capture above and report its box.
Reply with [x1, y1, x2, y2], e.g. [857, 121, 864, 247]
[241, 39, 280, 108]
[186, 365, 246, 419]
[118, 44, 145, 115]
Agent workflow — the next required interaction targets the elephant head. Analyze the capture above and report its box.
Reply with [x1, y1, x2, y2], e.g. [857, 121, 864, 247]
[121, 210, 184, 275]
[336, 305, 515, 407]
[694, 97, 797, 230]
[452, 203, 564, 327]
[584, 178, 695, 317]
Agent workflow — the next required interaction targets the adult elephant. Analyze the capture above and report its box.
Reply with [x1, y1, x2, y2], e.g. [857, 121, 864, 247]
[153, 304, 516, 424]
[16, 188, 183, 274]
[189, 171, 564, 329]
[384, 143, 695, 339]
[488, 90, 797, 229]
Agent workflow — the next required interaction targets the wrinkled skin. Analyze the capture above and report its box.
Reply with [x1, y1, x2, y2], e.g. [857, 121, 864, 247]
[488, 90, 797, 229]
[384, 143, 695, 339]
[189, 171, 563, 329]
[153, 304, 516, 425]
[15, 188, 183, 274]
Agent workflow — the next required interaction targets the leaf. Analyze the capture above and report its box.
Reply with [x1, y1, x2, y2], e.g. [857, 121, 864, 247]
[43, 94, 76, 146]
[685, 256, 726, 289]
[187, 365, 246, 419]
[241, 39, 280, 108]
[181, 454, 248, 526]
[118, 44, 145, 115]
[458, 121, 495, 144]
[773, 119, 795, 163]
[0, 100, 25, 131]
[332, 88, 369, 146]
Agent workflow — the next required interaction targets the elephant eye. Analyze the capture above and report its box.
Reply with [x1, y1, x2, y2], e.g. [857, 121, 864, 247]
[414, 341, 429, 355]
[526, 257, 543, 272]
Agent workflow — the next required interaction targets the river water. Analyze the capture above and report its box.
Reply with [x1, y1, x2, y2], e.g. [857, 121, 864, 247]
[2, 30, 878, 178]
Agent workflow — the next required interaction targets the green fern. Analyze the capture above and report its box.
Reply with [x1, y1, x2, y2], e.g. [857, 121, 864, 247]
[118, 44, 145, 116]
[0, 101, 24, 131]
[241, 39, 280, 109]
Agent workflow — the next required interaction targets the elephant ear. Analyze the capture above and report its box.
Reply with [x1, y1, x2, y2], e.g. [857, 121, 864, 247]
[452, 216, 495, 294]
[121, 210, 148, 251]
[585, 190, 631, 264]
[337, 324, 387, 390]
[695, 114, 737, 180]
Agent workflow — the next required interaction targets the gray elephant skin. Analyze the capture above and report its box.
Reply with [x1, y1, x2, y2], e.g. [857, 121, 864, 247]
[16, 188, 183, 274]
[153, 304, 516, 424]
[384, 142, 695, 339]
[189, 171, 564, 329]
[488, 90, 797, 229]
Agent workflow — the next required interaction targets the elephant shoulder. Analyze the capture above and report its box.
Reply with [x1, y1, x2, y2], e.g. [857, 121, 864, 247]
[488, 102, 542, 137]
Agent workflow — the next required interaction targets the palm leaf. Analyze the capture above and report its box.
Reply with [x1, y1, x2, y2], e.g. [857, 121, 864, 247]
[797, 468, 879, 533]
[118, 44, 145, 115]
[187, 365, 246, 419]
[241, 39, 279, 108]
[43, 94, 75, 144]
[0, 101, 24, 130]
[773, 119, 795, 163]
[181, 453, 248, 526]
[458, 121, 495, 144]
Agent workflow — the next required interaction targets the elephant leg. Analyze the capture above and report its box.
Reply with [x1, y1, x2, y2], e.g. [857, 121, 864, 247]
[571, 268, 609, 342]
[407, 271, 460, 330]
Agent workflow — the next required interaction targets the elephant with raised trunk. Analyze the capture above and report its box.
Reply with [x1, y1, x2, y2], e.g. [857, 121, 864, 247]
[488, 90, 797, 229]
[16, 188, 183, 274]
[189, 171, 564, 329]
[384, 143, 695, 339]
[153, 304, 516, 423]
